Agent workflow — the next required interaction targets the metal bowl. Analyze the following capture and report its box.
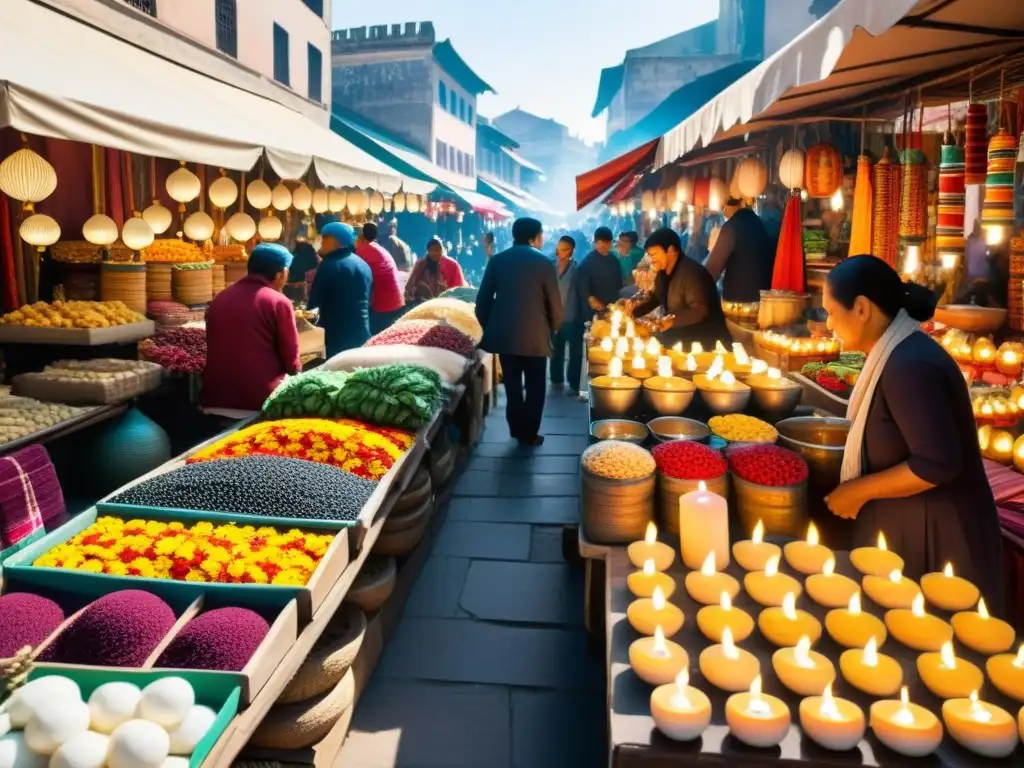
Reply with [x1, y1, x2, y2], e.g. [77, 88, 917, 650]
[642, 379, 696, 416]
[590, 419, 649, 444]
[750, 384, 803, 417]
[775, 416, 851, 492]
[647, 417, 711, 443]
[699, 388, 752, 415]
[589, 380, 642, 418]
[933, 304, 1007, 334]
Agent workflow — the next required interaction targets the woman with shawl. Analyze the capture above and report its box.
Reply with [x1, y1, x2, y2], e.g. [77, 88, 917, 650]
[404, 238, 466, 305]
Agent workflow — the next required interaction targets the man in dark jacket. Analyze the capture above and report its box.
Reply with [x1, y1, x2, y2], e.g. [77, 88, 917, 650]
[704, 198, 774, 302]
[568, 226, 622, 325]
[309, 222, 373, 358]
[476, 218, 563, 447]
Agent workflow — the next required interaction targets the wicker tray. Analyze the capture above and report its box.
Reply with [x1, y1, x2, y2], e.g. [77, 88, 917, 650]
[0, 320, 155, 346]
[11, 361, 164, 405]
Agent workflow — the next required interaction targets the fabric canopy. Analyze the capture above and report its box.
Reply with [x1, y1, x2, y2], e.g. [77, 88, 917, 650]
[329, 110, 438, 195]
[443, 185, 511, 218]
[2, 0, 408, 191]
[478, 175, 561, 217]
[575, 139, 658, 211]
[657, 0, 1024, 168]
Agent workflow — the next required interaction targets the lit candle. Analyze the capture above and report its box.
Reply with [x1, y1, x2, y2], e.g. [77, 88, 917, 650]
[650, 668, 712, 742]
[799, 683, 866, 752]
[599, 337, 614, 353]
[627, 522, 675, 572]
[917, 641, 984, 700]
[614, 337, 629, 358]
[869, 686, 943, 757]
[609, 356, 624, 378]
[732, 343, 751, 367]
[684, 354, 698, 372]
[677, 483, 730, 570]
[684, 551, 740, 606]
[750, 359, 769, 375]
[744, 554, 803, 607]
[783, 523, 833, 575]
[990, 430, 1016, 465]
[632, 338, 645, 354]
[627, 558, 677, 599]
[973, 339, 996, 364]
[942, 691, 1019, 758]
[691, 342, 704, 355]
[705, 355, 725, 380]
[671, 342, 683, 355]
[952, 597, 1016, 655]
[629, 625, 688, 685]
[625, 319, 636, 338]
[627, 585, 685, 637]
[849, 532, 904, 577]
[758, 592, 823, 647]
[696, 590, 754, 643]
[610, 325, 621, 340]
[629, 354, 651, 380]
[611, 309, 623, 328]
[732, 520, 781, 572]
[986, 645, 1024, 704]
[725, 675, 791, 748]
[840, 636, 903, 697]
[699, 626, 760, 692]
[997, 349, 1022, 376]
[715, 340, 728, 356]
[884, 591, 953, 652]
[656, 355, 673, 379]
[806, 557, 860, 608]
[645, 338, 661, 357]
[862, 569, 919, 610]
[773, 636, 836, 696]
[826, 592, 887, 649]
[920, 562, 980, 612]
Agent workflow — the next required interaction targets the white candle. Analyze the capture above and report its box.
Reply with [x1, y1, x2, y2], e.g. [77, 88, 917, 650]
[732, 343, 750, 366]
[685, 354, 698, 372]
[615, 337, 629, 357]
[657, 356, 673, 378]
[600, 337, 613, 353]
[609, 357, 623, 378]
[678, 481, 730, 570]
[750, 359, 768, 375]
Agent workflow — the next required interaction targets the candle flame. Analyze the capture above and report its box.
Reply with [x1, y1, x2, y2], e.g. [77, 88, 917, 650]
[600, 337, 613, 353]
[609, 357, 623, 378]
[969, 691, 993, 723]
[720, 370, 737, 387]
[631, 354, 646, 370]
[888, 569, 902, 585]
[782, 592, 797, 620]
[653, 625, 668, 654]
[721, 591, 732, 611]
[767, 367, 782, 380]
[944, 562, 954, 578]
[611, 310, 623, 326]
[807, 523, 820, 547]
[715, 340, 728, 355]
[672, 342, 683, 354]
[707, 356, 725, 380]
[978, 598, 990, 620]
[765, 555, 779, 578]
[848, 592, 861, 615]
[878, 532, 888, 551]
[752, 520, 764, 545]
[646, 338, 661, 355]
[863, 637, 879, 667]
[911, 592, 925, 618]
[820, 684, 841, 721]
[721, 626, 739, 660]
[644, 522, 657, 547]
[610, 326, 620, 340]
[632, 337, 645, 354]
[691, 342, 704, 355]
[1013, 644, 1024, 668]
[626, 319, 636, 337]
[894, 686, 915, 726]
[795, 636, 814, 668]
[615, 338, 629, 357]
[940, 641, 957, 670]
[685, 354, 698, 372]
[733, 343, 750, 365]
[701, 551, 716, 576]
[643, 559, 655, 576]
[675, 668, 691, 707]
[697, 480, 708, 493]
[657, 356, 673, 378]
[823, 557, 835, 577]
[750, 675, 762, 700]
[750, 359, 769, 374]
[652, 586, 666, 611]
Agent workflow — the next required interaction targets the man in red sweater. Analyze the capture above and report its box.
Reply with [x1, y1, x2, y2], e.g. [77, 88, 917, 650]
[355, 221, 406, 334]
[202, 243, 300, 413]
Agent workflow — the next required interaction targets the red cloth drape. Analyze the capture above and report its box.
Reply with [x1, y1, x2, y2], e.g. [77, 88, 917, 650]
[771, 195, 805, 293]
[105, 148, 125, 227]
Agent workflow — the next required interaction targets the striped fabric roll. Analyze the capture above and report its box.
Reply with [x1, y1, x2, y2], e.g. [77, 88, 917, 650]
[937, 141, 966, 256]
[965, 104, 989, 185]
[982, 131, 1018, 226]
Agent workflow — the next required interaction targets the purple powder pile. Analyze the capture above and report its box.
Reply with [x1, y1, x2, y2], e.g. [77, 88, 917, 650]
[39, 590, 175, 667]
[156, 607, 269, 672]
[0, 593, 65, 657]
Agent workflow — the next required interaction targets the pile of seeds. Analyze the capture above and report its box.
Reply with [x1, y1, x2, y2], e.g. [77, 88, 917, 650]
[582, 440, 656, 480]
[111, 456, 376, 522]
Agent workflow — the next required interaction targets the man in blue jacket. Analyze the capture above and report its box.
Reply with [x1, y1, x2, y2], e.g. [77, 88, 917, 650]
[309, 222, 373, 358]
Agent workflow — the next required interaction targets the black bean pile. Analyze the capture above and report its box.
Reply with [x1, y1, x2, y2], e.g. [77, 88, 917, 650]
[110, 456, 377, 522]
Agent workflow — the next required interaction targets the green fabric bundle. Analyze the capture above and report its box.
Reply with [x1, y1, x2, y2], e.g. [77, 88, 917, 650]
[336, 364, 444, 429]
[262, 370, 351, 419]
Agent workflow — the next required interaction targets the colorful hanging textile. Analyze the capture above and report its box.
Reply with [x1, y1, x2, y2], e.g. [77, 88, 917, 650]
[871, 149, 901, 267]
[965, 104, 989, 185]
[771, 195, 805, 293]
[981, 130, 1017, 230]
[936, 140, 966, 262]
[848, 154, 873, 255]
[898, 146, 927, 239]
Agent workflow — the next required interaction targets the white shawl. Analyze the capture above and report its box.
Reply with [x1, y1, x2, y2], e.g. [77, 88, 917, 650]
[841, 309, 921, 483]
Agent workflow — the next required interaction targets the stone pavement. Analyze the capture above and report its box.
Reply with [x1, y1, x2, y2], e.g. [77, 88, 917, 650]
[339, 387, 606, 768]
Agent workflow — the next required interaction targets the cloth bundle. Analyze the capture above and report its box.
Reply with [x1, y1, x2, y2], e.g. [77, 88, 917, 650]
[981, 130, 1017, 230]
[771, 194, 805, 292]
[262, 370, 351, 420]
[965, 104, 989, 185]
[0, 445, 65, 549]
[440, 286, 479, 303]
[402, 298, 483, 342]
[322, 344, 470, 384]
[937, 141, 967, 260]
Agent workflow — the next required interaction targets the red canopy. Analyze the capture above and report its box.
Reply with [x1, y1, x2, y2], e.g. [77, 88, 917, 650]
[575, 140, 658, 211]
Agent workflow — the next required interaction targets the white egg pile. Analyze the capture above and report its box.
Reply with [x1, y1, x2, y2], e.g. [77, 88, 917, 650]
[0, 675, 217, 768]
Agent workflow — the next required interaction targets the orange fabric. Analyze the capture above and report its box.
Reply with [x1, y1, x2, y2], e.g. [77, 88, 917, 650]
[771, 195, 805, 293]
[575, 140, 658, 211]
[849, 155, 873, 255]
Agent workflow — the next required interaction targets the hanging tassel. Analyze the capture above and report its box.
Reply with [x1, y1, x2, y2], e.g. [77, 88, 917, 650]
[872, 148, 901, 267]
[772, 194, 805, 293]
[849, 147, 874, 255]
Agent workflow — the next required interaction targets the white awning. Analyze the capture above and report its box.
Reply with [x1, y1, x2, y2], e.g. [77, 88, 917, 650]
[479, 175, 562, 217]
[1, 0, 408, 192]
[500, 146, 545, 175]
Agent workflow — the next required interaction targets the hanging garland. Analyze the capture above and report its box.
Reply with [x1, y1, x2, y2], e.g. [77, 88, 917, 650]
[871, 149, 901, 267]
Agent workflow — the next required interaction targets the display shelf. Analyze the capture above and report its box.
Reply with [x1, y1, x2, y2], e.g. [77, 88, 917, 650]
[0, 400, 127, 457]
[0, 319, 155, 346]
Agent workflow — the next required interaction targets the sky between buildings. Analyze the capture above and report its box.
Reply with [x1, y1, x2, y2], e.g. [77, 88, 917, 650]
[331, 0, 719, 145]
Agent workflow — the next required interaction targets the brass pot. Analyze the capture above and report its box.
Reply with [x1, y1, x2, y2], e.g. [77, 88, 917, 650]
[590, 419, 648, 445]
[642, 380, 696, 416]
[750, 385, 803, 417]
[589, 380, 642, 418]
[733, 475, 808, 537]
[647, 417, 710, 443]
[775, 416, 851, 493]
[699, 387, 752, 415]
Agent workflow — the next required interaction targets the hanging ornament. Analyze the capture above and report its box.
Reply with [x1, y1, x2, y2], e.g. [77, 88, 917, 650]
[292, 183, 313, 211]
[736, 156, 768, 199]
[166, 162, 201, 203]
[772, 194, 804, 293]
[369, 191, 384, 215]
[183, 211, 215, 242]
[936, 138, 966, 266]
[225, 212, 256, 242]
[328, 189, 347, 213]
[707, 178, 727, 212]
[964, 104, 988, 186]
[675, 175, 694, 205]
[122, 215, 155, 252]
[393, 191, 407, 213]
[142, 202, 173, 235]
[871, 148, 901, 267]
[980, 130, 1016, 244]
[271, 183, 292, 212]
[779, 149, 806, 190]
[82, 214, 119, 246]
[804, 143, 843, 198]
[848, 154, 874, 255]
[898, 146, 927, 240]
[208, 174, 238, 209]
[406, 194, 421, 214]
[312, 189, 329, 213]
[19, 213, 60, 250]
[258, 215, 283, 241]
[348, 189, 369, 212]
[246, 179, 273, 210]
[0, 146, 57, 204]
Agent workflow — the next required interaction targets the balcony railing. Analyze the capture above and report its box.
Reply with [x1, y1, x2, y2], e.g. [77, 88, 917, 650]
[122, 0, 156, 16]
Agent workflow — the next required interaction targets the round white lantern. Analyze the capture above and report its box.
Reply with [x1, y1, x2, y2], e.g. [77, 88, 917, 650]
[369, 191, 384, 214]
[121, 216, 155, 251]
[0, 147, 58, 203]
[708, 177, 728, 212]
[271, 183, 292, 211]
[675, 175, 694, 204]
[393, 192, 407, 213]
[207, 176, 238, 209]
[19, 213, 60, 249]
[406, 194, 421, 214]
[183, 211, 214, 242]
[142, 202, 173, 235]
[246, 179, 273, 210]
[166, 164, 201, 204]
[347, 189, 369, 213]
[779, 149, 806, 190]
[82, 213, 119, 246]
[328, 189, 346, 213]
[292, 184, 313, 211]
[258, 215, 283, 240]
[736, 156, 769, 199]
[312, 188, 329, 213]
[225, 212, 256, 242]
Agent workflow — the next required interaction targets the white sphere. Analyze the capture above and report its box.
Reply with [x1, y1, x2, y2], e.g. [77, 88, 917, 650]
[291, 184, 313, 211]
[82, 214, 119, 246]
[182, 211, 214, 242]
[165, 166, 201, 204]
[48, 731, 109, 768]
[166, 705, 215, 756]
[327, 189, 346, 213]
[107, 721, 169, 768]
[258, 215, 282, 241]
[270, 183, 292, 212]
[23, 699, 90, 755]
[141, 203, 173, 235]
[0, 148, 57, 204]
[246, 179, 272, 210]
[311, 188, 329, 213]
[88, 682, 142, 734]
[8, 678, 82, 729]
[0, 732, 46, 768]
[137, 678, 194, 730]
[121, 216, 155, 251]
[207, 176, 238, 209]
[18, 214, 60, 249]
[224, 212, 256, 243]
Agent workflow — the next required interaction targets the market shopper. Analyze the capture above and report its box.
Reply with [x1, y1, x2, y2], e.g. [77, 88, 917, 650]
[703, 197, 774, 302]
[616, 231, 645, 286]
[550, 235, 584, 395]
[571, 227, 622, 321]
[379, 220, 412, 271]
[476, 218, 563, 447]
[356, 222, 406, 334]
[309, 222, 373, 358]
[202, 243, 300, 413]
[283, 241, 319, 304]
[822, 255, 1003, 613]
[405, 238, 466, 304]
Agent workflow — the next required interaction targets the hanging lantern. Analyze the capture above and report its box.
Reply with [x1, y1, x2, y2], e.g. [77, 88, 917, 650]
[965, 104, 988, 186]
[640, 190, 655, 213]
[708, 178, 728, 212]
[935, 139, 966, 268]
[779, 149, 806, 190]
[312, 188, 329, 213]
[246, 179, 273, 210]
[328, 189, 346, 213]
[872, 148, 900, 267]
[675, 175, 694, 204]
[369, 191, 384, 214]
[729, 168, 743, 200]
[980, 130, 1016, 238]
[142, 202, 173, 235]
[258, 215, 283, 241]
[19, 213, 60, 250]
[122, 215, 155, 252]
[393, 191, 407, 213]
[406, 194, 420, 214]
[736, 156, 768, 199]
[625, 198, 636, 215]
[225, 212, 256, 242]
[383, 196, 393, 213]
[183, 211, 215, 242]
[271, 183, 292, 211]
[804, 143, 843, 198]
[0, 147, 58, 203]
[82, 214, 119, 246]
[166, 162, 201, 203]
[208, 175, 238, 209]
[292, 183, 313, 211]
[347, 189, 369, 212]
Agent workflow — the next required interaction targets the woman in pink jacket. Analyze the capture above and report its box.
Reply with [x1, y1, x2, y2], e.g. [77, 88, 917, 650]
[404, 238, 466, 304]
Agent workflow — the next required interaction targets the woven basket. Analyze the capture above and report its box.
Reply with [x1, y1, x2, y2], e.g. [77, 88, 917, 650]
[373, 508, 431, 557]
[224, 262, 247, 286]
[581, 468, 655, 544]
[211, 263, 226, 297]
[146, 263, 173, 302]
[392, 465, 432, 515]
[383, 494, 431, 535]
[172, 264, 213, 306]
[99, 262, 147, 314]
[277, 606, 366, 705]
[250, 669, 355, 749]
[344, 555, 396, 613]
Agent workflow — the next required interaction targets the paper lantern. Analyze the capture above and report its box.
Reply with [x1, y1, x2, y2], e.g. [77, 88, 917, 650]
[166, 163, 201, 204]
[675, 175, 694, 204]
[0, 147, 57, 203]
[208, 176, 238, 209]
[312, 189, 329, 213]
[625, 198, 636, 215]
[779, 149, 806, 190]
[271, 183, 292, 212]
[347, 189, 369, 212]
[392, 192, 406, 213]
[183, 211, 215, 242]
[736, 156, 768, 199]
[641, 190, 656, 213]
[121, 216, 155, 251]
[708, 178, 727, 212]
[258, 215, 282, 241]
[729, 168, 743, 200]
[328, 189, 346, 213]
[225, 212, 256, 242]
[246, 179, 273, 210]
[369, 191, 384, 214]
[82, 214, 119, 246]
[19, 213, 60, 249]
[142, 202, 173, 235]
[292, 184, 312, 211]
[804, 143, 843, 198]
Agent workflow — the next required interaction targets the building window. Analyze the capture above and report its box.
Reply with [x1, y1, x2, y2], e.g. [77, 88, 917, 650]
[458, 97, 465, 122]
[468, 155, 474, 177]
[122, 0, 156, 15]
[272, 24, 290, 86]
[448, 146, 456, 170]
[307, 44, 323, 102]
[213, 0, 237, 58]
[449, 90, 457, 115]
[467, 105, 473, 125]
[301, 0, 324, 16]
[457, 151, 465, 175]
[438, 81, 447, 108]
[436, 140, 447, 169]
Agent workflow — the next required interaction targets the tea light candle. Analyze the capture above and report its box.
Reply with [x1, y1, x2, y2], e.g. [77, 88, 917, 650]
[650, 668, 712, 742]
[943, 691, 1019, 758]
[691, 342, 704, 355]
[986, 645, 1024, 703]
[783, 523, 833, 575]
[627, 585, 685, 637]
[869, 687, 943, 758]
[629, 626, 689, 685]
[750, 358, 769, 375]
[628, 559, 676, 599]
[952, 597, 1015, 655]
[920, 562, 980, 612]
[806, 557, 860, 608]
[799, 683, 866, 752]
[732, 343, 751, 367]
[608, 356, 625, 378]
[862, 569, 919, 609]
[759, 592, 823, 647]
[625, 319, 636, 338]
[732, 520, 781, 572]
[614, 336, 629, 358]
[629, 354, 652, 380]
[611, 309, 623, 328]
[745, 554, 803, 607]
[997, 349, 1022, 376]
[826, 592, 887, 649]
[632, 338, 645, 354]
[627, 522, 675, 572]
[849, 532, 904, 577]
[656, 356, 673, 378]
[696, 590, 754, 643]
[684, 552, 740, 606]
[699, 626, 760, 692]
[840, 637, 903, 697]
[885, 591, 953, 652]
[678, 486, 730, 570]
[917, 641, 984, 700]
[773, 636, 836, 696]
[725, 676, 791, 748]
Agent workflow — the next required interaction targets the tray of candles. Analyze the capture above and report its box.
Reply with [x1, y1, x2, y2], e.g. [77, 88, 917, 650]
[754, 329, 842, 373]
